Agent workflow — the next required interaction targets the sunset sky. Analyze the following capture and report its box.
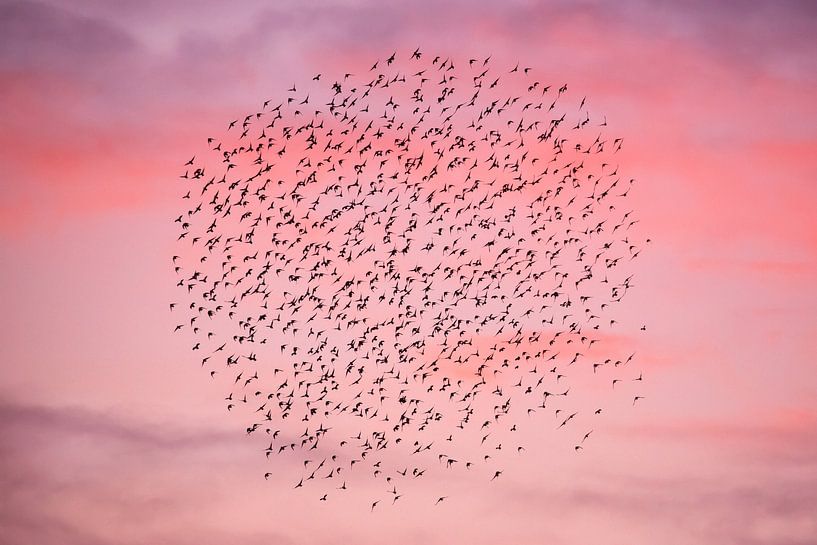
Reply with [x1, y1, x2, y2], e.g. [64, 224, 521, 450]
[1, 1, 816, 544]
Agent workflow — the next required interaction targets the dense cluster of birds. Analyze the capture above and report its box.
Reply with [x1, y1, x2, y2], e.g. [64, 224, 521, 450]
[172, 49, 648, 508]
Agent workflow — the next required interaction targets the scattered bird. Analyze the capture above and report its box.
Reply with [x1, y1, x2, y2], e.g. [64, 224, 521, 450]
[173, 49, 648, 509]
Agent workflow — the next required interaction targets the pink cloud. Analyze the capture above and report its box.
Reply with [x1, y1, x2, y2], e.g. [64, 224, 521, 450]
[1, 1, 816, 544]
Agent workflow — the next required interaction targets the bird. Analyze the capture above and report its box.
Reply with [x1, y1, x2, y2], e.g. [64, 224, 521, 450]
[172, 48, 648, 507]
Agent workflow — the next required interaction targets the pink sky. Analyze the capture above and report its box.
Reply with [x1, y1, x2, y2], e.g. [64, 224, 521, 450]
[1, 1, 816, 544]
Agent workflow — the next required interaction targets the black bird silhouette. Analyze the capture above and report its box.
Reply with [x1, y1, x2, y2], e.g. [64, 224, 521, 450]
[172, 49, 648, 508]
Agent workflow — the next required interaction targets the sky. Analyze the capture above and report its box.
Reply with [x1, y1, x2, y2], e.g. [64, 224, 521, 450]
[1, 1, 816, 544]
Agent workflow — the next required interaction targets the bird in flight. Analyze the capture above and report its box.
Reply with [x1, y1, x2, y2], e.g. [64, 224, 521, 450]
[172, 49, 648, 509]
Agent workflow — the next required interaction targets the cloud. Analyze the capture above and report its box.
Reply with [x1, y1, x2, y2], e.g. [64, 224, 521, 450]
[0, 400, 301, 545]
[619, 409, 817, 465]
[0, 0, 138, 70]
[0, 401, 236, 451]
[498, 462, 817, 545]
[2, 0, 815, 234]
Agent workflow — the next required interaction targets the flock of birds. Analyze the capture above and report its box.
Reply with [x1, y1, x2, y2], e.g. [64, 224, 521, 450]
[172, 49, 648, 508]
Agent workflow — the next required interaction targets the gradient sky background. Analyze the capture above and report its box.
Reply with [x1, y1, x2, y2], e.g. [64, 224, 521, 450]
[1, 1, 816, 544]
